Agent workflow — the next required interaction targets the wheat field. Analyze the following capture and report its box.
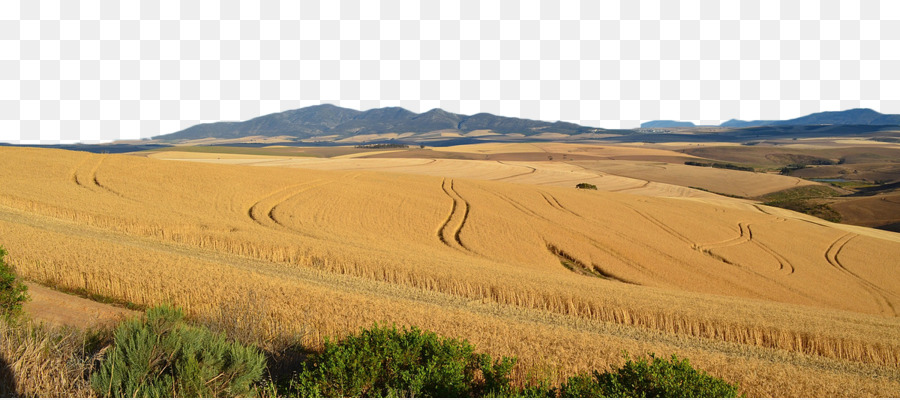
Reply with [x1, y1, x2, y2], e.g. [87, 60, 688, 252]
[1, 146, 899, 396]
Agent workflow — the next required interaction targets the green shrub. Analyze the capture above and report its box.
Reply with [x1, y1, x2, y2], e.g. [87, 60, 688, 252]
[576, 183, 598, 190]
[283, 325, 524, 398]
[91, 305, 266, 398]
[559, 354, 739, 398]
[0, 247, 29, 319]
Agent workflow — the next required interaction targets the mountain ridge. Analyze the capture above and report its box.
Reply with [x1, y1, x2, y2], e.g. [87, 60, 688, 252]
[157, 105, 900, 143]
[159, 104, 603, 142]
[643, 108, 900, 129]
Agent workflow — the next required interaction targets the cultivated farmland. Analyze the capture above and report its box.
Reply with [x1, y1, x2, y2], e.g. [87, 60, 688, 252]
[2, 146, 900, 396]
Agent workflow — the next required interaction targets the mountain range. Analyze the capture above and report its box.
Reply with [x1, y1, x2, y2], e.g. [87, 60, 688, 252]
[156, 105, 900, 144]
[159, 104, 604, 142]
[641, 108, 900, 129]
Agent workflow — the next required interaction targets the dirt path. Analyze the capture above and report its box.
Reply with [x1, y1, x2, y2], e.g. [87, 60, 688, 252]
[22, 281, 137, 330]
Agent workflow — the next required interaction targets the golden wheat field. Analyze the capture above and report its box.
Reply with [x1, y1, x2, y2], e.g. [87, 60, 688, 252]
[2, 146, 900, 397]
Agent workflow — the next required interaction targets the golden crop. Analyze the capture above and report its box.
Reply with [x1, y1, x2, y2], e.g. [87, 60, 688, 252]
[1, 146, 899, 397]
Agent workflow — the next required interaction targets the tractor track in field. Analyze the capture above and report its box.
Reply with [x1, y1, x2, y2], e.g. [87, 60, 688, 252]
[72, 154, 127, 198]
[608, 180, 651, 193]
[494, 192, 655, 280]
[624, 205, 694, 245]
[751, 204, 789, 222]
[495, 161, 537, 180]
[70, 154, 92, 187]
[539, 192, 581, 217]
[247, 179, 327, 231]
[694, 223, 795, 275]
[436, 178, 471, 252]
[825, 233, 897, 316]
[626, 205, 802, 286]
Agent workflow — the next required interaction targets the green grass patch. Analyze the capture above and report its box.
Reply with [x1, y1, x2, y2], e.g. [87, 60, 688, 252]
[760, 185, 843, 202]
[825, 180, 879, 190]
[759, 186, 844, 223]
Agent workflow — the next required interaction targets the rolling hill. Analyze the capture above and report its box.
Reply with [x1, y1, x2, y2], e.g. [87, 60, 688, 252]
[0, 146, 899, 396]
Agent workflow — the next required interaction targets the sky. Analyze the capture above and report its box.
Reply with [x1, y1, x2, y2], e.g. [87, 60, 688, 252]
[1, 0, 899, 144]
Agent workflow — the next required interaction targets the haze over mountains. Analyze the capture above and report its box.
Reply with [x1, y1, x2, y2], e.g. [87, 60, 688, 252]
[641, 108, 900, 128]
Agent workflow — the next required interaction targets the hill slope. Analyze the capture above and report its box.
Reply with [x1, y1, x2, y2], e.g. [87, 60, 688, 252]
[1, 147, 898, 396]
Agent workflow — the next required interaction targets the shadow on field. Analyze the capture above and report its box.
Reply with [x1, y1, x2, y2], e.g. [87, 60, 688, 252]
[263, 345, 317, 384]
[0, 355, 17, 397]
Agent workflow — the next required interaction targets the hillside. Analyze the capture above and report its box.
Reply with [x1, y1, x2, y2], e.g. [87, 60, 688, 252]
[0, 147, 899, 396]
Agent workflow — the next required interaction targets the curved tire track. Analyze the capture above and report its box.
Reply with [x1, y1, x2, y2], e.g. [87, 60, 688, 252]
[72, 155, 127, 198]
[495, 161, 537, 180]
[436, 178, 471, 252]
[624, 206, 694, 245]
[694, 223, 795, 275]
[630, 205, 797, 277]
[539, 192, 581, 217]
[247, 180, 327, 231]
[825, 234, 897, 316]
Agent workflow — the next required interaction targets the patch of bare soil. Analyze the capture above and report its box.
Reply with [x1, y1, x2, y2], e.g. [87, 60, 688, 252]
[22, 282, 136, 330]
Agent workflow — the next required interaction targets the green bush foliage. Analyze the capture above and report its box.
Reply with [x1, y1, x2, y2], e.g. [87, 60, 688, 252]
[90, 305, 266, 397]
[283, 325, 527, 398]
[0, 247, 29, 319]
[576, 183, 598, 190]
[559, 353, 739, 398]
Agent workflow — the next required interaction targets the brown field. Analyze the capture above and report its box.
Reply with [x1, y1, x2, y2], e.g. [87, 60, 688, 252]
[2, 146, 900, 396]
[830, 192, 900, 231]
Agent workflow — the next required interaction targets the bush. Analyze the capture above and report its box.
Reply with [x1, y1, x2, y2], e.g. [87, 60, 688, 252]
[0, 247, 29, 319]
[576, 183, 598, 190]
[559, 354, 739, 398]
[283, 325, 524, 398]
[91, 305, 266, 397]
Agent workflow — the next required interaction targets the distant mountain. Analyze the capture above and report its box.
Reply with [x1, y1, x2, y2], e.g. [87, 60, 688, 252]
[159, 104, 602, 142]
[640, 120, 695, 128]
[719, 119, 778, 128]
[721, 108, 900, 128]
[160, 105, 900, 145]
